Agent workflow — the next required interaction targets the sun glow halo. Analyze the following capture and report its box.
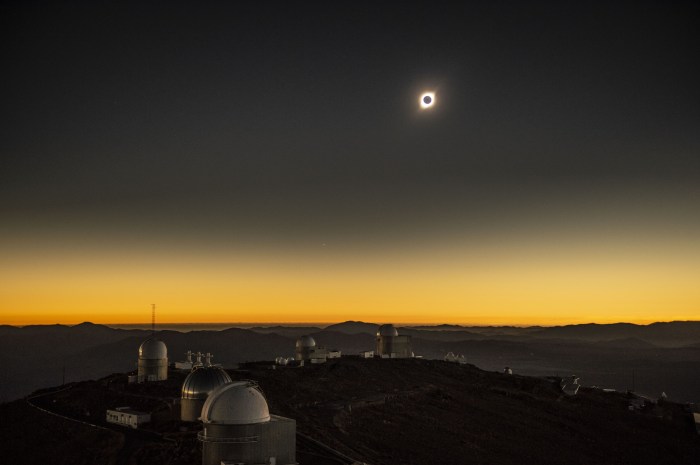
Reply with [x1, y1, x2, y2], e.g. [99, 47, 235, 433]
[420, 92, 435, 109]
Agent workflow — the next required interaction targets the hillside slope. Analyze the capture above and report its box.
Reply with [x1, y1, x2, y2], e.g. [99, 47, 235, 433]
[1, 358, 698, 465]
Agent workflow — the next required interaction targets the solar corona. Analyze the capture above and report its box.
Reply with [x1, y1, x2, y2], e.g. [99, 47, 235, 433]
[420, 91, 435, 109]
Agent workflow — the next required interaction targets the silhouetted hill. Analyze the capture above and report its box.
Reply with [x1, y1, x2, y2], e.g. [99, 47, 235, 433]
[0, 324, 296, 402]
[310, 330, 376, 353]
[324, 320, 378, 334]
[2, 321, 699, 403]
[530, 321, 700, 346]
[2, 359, 699, 465]
[596, 337, 658, 349]
[247, 326, 322, 338]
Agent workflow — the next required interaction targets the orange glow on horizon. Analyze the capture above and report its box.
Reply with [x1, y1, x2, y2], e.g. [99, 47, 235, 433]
[2, 236, 699, 327]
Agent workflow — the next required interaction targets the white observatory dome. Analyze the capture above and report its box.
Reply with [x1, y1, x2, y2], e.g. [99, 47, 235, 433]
[295, 335, 316, 348]
[377, 324, 399, 337]
[201, 381, 271, 425]
[139, 337, 167, 359]
[182, 366, 232, 400]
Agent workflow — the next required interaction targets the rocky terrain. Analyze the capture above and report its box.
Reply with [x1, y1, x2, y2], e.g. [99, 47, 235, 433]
[1, 357, 699, 465]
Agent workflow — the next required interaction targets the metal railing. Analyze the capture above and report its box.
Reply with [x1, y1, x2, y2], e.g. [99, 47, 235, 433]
[197, 431, 260, 443]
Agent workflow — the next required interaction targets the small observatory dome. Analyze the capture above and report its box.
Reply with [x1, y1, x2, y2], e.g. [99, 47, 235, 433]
[296, 335, 316, 348]
[201, 381, 271, 425]
[377, 324, 399, 337]
[182, 366, 232, 400]
[139, 337, 167, 359]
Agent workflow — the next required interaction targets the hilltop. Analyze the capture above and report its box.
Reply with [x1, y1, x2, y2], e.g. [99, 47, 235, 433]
[2, 321, 700, 403]
[1, 358, 699, 465]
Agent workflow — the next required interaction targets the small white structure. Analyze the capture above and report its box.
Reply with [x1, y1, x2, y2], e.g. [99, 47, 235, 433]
[327, 350, 341, 359]
[295, 335, 331, 363]
[504, 367, 513, 375]
[444, 352, 467, 364]
[359, 350, 374, 358]
[562, 384, 580, 396]
[561, 375, 580, 396]
[175, 350, 194, 370]
[106, 407, 151, 429]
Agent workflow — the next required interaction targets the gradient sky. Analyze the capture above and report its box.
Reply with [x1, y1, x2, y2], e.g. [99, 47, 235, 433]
[1, 1, 699, 326]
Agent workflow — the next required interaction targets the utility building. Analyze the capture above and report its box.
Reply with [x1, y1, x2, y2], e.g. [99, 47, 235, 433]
[295, 335, 329, 363]
[199, 381, 296, 465]
[106, 407, 151, 429]
[137, 337, 168, 382]
[181, 353, 233, 422]
[376, 324, 412, 358]
[175, 350, 194, 370]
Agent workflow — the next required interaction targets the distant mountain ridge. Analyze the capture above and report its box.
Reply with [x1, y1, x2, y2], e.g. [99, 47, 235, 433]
[1, 320, 699, 403]
[322, 320, 700, 346]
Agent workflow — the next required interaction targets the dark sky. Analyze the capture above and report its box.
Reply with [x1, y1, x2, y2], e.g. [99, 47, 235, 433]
[3, 1, 699, 242]
[1, 1, 700, 324]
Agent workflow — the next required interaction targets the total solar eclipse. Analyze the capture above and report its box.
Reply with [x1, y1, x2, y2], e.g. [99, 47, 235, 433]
[420, 92, 435, 109]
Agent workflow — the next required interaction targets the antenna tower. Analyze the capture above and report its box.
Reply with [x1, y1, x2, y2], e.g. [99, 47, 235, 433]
[151, 303, 156, 336]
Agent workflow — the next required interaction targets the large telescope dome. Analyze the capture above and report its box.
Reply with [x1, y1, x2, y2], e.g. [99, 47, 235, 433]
[201, 381, 271, 425]
[182, 366, 232, 400]
[295, 335, 316, 348]
[139, 337, 167, 359]
[377, 324, 399, 337]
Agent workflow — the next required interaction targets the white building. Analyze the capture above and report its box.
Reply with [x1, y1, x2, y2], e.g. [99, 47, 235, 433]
[137, 337, 168, 382]
[175, 350, 194, 370]
[376, 324, 412, 358]
[295, 335, 331, 364]
[106, 407, 151, 429]
[359, 350, 374, 358]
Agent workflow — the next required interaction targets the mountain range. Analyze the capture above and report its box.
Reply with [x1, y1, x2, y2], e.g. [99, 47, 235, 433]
[1, 320, 699, 403]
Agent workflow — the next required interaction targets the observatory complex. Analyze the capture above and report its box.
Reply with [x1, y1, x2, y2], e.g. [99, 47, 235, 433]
[198, 381, 296, 465]
[295, 335, 335, 364]
[181, 352, 232, 422]
[137, 337, 168, 382]
[376, 324, 412, 358]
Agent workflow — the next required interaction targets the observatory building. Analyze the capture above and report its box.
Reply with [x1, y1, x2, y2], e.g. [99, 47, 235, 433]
[137, 337, 168, 382]
[181, 353, 232, 422]
[295, 335, 329, 363]
[199, 381, 296, 465]
[376, 324, 412, 358]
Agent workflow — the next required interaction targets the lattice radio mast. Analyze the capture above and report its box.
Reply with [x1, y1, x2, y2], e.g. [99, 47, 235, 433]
[151, 303, 156, 336]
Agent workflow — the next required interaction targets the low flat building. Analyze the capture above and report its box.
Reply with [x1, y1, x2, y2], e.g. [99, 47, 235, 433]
[106, 407, 151, 429]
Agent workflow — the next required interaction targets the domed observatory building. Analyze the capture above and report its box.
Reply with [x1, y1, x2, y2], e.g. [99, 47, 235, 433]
[181, 356, 232, 421]
[376, 324, 412, 358]
[199, 381, 296, 465]
[137, 337, 168, 382]
[295, 335, 328, 364]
